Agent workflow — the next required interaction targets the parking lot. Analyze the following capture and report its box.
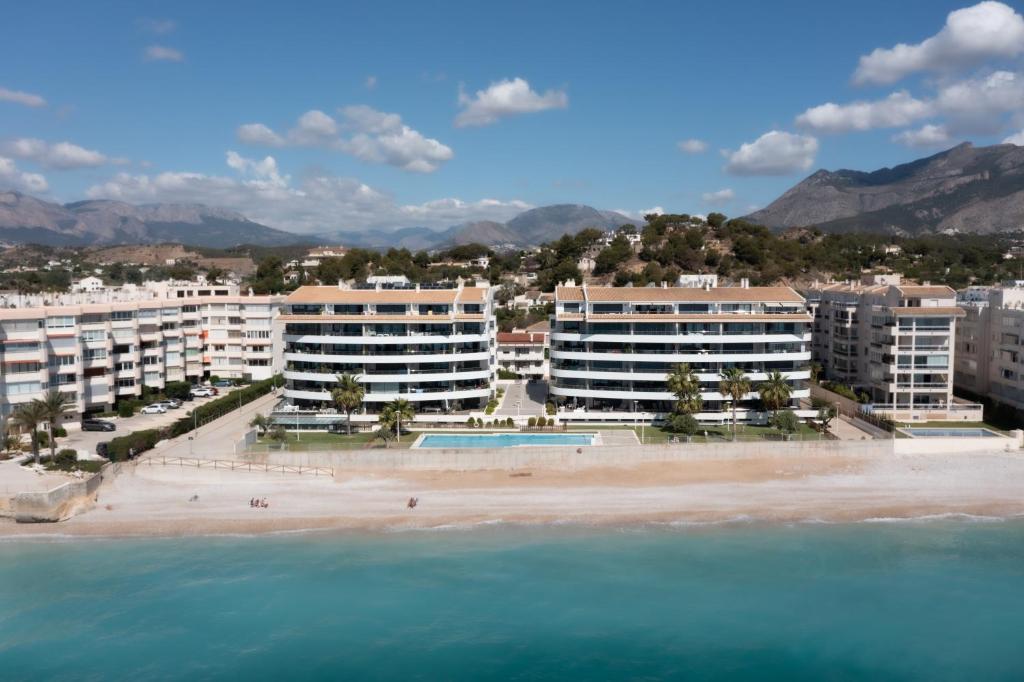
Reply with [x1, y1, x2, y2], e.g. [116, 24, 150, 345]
[60, 392, 228, 456]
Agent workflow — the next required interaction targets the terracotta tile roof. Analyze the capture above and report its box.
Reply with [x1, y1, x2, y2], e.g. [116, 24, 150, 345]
[497, 332, 546, 344]
[525, 320, 550, 333]
[557, 285, 805, 303]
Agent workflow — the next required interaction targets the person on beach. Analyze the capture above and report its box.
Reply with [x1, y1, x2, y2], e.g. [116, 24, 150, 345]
[407, 497, 418, 509]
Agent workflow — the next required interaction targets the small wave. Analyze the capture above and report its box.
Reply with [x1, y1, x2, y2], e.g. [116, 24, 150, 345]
[862, 512, 1008, 524]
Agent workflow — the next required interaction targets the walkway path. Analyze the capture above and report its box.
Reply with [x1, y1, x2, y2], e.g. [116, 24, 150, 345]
[495, 381, 548, 416]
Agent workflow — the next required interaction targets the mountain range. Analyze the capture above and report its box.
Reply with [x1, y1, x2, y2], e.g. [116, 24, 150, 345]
[0, 191, 303, 248]
[746, 142, 1024, 234]
[0, 192, 639, 250]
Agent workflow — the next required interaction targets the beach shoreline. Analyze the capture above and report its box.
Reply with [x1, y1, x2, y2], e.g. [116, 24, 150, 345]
[3, 448, 1024, 538]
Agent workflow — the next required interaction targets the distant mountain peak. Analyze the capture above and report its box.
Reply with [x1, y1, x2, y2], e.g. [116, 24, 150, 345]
[744, 142, 1024, 235]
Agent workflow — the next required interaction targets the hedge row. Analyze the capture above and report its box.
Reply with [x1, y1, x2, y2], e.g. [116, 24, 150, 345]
[107, 429, 163, 462]
[167, 375, 281, 438]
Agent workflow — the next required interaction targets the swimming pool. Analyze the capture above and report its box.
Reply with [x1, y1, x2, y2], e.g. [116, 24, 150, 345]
[415, 433, 597, 448]
[900, 427, 1003, 438]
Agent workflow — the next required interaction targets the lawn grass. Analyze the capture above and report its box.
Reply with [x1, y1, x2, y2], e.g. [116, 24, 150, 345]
[896, 421, 1011, 435]
[257, 430, 419, 450]
[569, 422, 821, 442]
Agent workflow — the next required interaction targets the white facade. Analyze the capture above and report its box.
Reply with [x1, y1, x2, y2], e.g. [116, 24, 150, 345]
[955, 284, 1024, 412]
[496, 331, 548, 378]
[280, 282, 496, 418]
[0, 284, 283, 420]
[549, 283, 812, 420]
[803, 276, 965, 416]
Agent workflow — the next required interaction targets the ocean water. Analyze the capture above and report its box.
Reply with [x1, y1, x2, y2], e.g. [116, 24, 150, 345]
[2, 520, 1024, 680]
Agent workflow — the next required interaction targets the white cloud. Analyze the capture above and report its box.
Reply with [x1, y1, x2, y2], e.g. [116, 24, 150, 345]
[0, 86, 46, 107]
[795, 91, 933, 133]
[853, 2, 1024, 85]
[144, 45, 184, 62]
[455, 77, 568, 127]
[237, 106, 453, 173]
[85, 151, 526, 233]
[935, 70, 1024, 133]
[892, 124, 952, 148]
[1003, 130, 1024, 145]
[677, 139, 708, 154]
[724, 131, 819, 176]
[3, 138, 118, 169]
[236, 123, 285, 147]
[701, 188, 735, 205]
[0, 156, 48, 193]
[365, 75, 377, 90]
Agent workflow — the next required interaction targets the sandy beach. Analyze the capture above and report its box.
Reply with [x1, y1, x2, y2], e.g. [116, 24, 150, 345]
[2, 448, 1023, 536]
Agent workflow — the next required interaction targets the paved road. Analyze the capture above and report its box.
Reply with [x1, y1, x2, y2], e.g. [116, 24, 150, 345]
[495, 381, 548, 416]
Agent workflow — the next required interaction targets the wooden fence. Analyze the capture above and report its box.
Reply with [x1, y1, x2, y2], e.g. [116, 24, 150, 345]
[138, 456, 334, 477]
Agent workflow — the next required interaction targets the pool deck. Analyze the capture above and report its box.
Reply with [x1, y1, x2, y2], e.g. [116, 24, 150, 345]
[899, 427, 1007, 439]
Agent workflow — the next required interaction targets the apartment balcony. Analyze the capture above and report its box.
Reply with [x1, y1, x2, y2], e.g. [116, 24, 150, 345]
[284, 386, 491, 403]
[282, 332, 488, 345]
[551, 331, 810, 345]
[283, 350, 491, 365]
[549, 385, 811, 403]
[284, 368, 491, 384]
[550, 349, 810, 364]
[550, 367, 810, 383]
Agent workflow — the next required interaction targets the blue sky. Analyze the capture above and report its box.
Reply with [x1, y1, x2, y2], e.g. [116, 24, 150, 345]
[3, 0, 1024, 234]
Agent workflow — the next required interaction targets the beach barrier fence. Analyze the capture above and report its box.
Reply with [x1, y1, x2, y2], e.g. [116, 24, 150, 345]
[137, 455, 334, 477]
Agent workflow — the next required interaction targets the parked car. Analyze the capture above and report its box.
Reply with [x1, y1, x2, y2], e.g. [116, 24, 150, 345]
[96, 441, 109, 457]
[81, 419, 116, 432]
[155, 399, 181, 410]
[213, 380, 233, 388]
[140, 404, 167, 415]
[190, 387, 215, 398]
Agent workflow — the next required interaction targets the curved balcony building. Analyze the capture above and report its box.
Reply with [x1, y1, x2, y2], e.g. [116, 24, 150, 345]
[550, 282, 812, 420]
[281, 281, 495, 415]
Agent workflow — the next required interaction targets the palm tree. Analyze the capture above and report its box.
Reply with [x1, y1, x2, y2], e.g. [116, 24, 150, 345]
[719, 367, 751, 441]
[758, 370, 792, 417]
[380, 398, 415, 441]
[11, 401, 47, 465]
[331, 374, 365, 435]
[666, 363, 703, 415]
[36, 390, 73, 465]
[249, 413, 271, 436]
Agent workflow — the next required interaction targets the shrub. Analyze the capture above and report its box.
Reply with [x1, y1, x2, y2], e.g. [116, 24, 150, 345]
[476, 417, 484, 427]
[527, 417, 537, 428]
[466, 417, 476, 428]
[164, 381, 193, 401]
[47, 448, 79, 469]
[106, 429, 163, 461]
[546, 402, 556, 416]
[821, 381, 858, 402]
[536, 416, 547, 427]
[52, 426, 67, 438]
[117, 401, 135, 418]
[665, 413, 699, 435]
[497, 368, 519, 380]
[484, 399, 498, 415]
[505, 417, 514, 427]
[771, 410, 800, 434]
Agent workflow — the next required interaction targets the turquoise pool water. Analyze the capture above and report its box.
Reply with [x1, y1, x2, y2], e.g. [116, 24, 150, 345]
[902, 428, 1003, 438]
[417, 432, 595, 448]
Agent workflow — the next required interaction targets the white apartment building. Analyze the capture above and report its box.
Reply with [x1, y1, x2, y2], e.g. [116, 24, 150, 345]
[549, 282, 812, 420]
[0, 282, 283, 421]
[279, 281, 495, 420]
[955, 284, 1024, 413]
[496, 331, 548, 379]
[803, 275, 972, 420]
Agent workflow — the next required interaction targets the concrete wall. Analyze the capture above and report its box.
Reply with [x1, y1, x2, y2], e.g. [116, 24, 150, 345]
[11, 465, 108, 523]
[239, 439, 896, 471]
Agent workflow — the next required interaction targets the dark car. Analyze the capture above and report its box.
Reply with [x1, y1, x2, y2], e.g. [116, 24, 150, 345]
[82, 419, 116, 432]
[96, 441, 109, 457]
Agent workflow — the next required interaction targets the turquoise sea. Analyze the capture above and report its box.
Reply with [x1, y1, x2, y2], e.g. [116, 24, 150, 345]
[2, 520, 1024, 680]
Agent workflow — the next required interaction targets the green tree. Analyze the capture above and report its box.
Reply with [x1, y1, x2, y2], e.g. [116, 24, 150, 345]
[11, 401, 47, 465]
[374, 426, 395, 449]
[1, 426, 21, 455]
[758, 370, 792, 416]
[816, 405, 837, 432]
[771, 410, 800, 436]
[666, 363, 703, 415]
[249, 414, 271, 436]
[331, 374, 365, 435]
[380, 398, 415, 438]
[664, 412, 699, 435]
[36, 390, 73, 464]
[719, 367, 751, 441]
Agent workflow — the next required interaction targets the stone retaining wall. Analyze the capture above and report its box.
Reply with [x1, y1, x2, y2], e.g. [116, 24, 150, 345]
[11, 465, 108, 523]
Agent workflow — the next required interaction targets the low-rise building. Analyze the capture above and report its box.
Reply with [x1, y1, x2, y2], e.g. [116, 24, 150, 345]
[549, 282, 812, 421]
[496, 331, 548, 379]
